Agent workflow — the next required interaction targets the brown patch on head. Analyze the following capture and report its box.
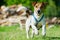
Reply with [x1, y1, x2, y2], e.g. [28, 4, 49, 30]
[32, 2, 48, 11]
[32, 2, 42, 7]
[32, 2, 42, 11]
[35, 3, 42, 8]
[32, 2, 48, 8]
[32, 2, 37, 6]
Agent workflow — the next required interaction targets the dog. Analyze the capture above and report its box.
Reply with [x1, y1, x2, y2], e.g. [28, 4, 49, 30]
[25, 2, 47, 39]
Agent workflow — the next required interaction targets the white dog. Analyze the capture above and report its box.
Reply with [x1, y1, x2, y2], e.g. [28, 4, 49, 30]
[25, 2, 47, 39]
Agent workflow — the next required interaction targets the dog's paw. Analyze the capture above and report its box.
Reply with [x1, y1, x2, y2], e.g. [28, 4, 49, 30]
[42, 34, 46, 38]
[27, 36, 29, 39]
[31, 35, 34, 38]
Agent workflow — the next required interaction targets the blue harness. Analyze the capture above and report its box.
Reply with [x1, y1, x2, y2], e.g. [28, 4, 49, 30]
[33, 14, 44, 22]
[32, 14, 44, 26]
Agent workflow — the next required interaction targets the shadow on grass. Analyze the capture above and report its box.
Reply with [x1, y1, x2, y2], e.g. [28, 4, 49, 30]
[45, 36, 60, 40]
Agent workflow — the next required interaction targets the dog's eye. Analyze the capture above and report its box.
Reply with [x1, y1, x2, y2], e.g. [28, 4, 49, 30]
[36, 6, 38, 8]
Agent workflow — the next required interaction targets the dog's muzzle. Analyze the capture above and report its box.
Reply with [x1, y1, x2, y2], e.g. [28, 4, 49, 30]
[38, 10, 41, 13]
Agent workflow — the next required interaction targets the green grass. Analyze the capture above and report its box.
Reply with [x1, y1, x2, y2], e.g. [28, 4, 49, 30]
[0, 24, 60, 40]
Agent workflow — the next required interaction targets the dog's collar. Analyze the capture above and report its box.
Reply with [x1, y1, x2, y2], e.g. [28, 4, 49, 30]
[32, 13, 44, 22]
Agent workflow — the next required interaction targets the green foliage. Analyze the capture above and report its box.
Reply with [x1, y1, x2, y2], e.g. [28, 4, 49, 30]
[45, 0, 57, 17]
[0, 0, 60, 17]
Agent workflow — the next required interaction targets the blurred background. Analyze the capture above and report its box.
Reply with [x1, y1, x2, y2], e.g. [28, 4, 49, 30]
[0, 0, 60, 18]
[0, 0, 60, 40]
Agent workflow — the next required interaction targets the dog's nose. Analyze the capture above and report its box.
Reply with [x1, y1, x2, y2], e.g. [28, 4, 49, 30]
[38, 10, 40, 13]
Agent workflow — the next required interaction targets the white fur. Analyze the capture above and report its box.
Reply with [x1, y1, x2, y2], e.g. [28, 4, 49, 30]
[26, 9, 46, 39]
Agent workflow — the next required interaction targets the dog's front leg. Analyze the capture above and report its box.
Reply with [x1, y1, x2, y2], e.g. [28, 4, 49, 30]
[42, 24, 46, 36]
[31, 28, 34, 38]
[31, 24, 38, 38]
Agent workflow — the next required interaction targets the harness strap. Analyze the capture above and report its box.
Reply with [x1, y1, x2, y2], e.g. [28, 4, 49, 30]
[32, 14, 44, 26]
[33, 14, 44, 22]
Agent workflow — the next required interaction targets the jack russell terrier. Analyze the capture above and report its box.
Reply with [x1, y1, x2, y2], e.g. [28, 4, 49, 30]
[25, 2, 47, 39]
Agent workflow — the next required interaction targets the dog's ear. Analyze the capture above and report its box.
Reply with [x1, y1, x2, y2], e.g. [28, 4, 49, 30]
[32, 2, 37, 6]
[40, 2, 48, 8]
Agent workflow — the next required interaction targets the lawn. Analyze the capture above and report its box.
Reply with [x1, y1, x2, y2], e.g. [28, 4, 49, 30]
[0, 24, 60, 40]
